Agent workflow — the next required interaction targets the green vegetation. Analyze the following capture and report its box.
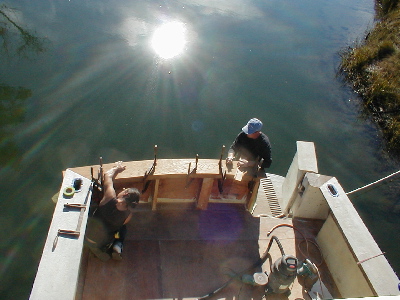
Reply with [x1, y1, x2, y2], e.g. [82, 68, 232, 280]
[340, 0, 400, 155]
[340, 0, 400, 154]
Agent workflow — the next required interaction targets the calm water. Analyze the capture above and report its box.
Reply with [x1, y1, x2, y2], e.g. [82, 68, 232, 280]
[1, 0, 399, 298]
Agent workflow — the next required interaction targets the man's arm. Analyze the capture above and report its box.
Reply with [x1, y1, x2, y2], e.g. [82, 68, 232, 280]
[226, 133, 242, 164]
[258, 135, 272, 169]
[260, 156, 272, 169]
[100, 161, 126, 206]
[123, 213, 133, 225]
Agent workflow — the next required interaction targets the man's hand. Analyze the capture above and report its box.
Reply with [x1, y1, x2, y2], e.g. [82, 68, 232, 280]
[237, 159, 256, 168]
[114, 161, 126, 172]
[226, 156, 234, 165]
[106, 161, 126, 176]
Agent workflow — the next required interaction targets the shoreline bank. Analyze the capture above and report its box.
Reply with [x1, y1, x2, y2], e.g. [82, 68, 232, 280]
[340, 0, 400, 156]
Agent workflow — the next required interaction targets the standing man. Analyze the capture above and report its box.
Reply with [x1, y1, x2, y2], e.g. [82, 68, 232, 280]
[85, 161, 140, 261]
[226, 118, 272, 173]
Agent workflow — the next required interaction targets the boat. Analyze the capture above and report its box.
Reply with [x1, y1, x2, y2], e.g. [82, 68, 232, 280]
[29, 141, 399, 300]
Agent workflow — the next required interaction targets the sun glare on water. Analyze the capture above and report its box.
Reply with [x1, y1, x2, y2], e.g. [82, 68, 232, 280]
[151, 21, 186, 59]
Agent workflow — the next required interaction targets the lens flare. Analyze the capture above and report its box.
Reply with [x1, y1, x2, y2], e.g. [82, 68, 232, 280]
[151, 21, 186, 59]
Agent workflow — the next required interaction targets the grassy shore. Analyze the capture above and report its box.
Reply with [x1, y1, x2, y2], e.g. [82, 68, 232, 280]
[340, 0, 400, 155]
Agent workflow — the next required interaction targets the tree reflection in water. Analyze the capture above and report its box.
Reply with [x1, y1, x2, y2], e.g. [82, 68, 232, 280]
[0, 84, 31, 166]
[0, 5, 46, 167]
[0, 4, 46, 56]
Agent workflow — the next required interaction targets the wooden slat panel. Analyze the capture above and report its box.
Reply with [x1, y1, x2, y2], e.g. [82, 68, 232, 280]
[69, 159, 258, 210]
[210, 177, 250, 201]
[156, 178, 200, 201]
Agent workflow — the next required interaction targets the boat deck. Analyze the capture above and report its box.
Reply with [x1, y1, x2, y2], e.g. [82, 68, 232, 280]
[31, 145, 400, 300]
[78, 203, 338, 300]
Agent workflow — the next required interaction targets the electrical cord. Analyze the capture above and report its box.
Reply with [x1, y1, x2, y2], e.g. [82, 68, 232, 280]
[267, 223, 324, 267]
[197, 223, 324, 299]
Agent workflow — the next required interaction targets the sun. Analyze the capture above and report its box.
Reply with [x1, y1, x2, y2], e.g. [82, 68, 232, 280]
[151, 21, 186, 59]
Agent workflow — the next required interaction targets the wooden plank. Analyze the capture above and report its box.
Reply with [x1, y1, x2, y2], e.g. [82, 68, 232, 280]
[247, 179, 260, 211]
[152, 179, 160, 211]
[158, 240, 263, 299]
[82, 241, 162, 300]
[210, 178, 249, 201]
[156, 178, 200, 201]
[196, 178, 214, 210]
[68, 159, 256, 182]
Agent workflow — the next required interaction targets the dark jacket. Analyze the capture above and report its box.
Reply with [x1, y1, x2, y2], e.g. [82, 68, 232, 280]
[229, 131, 272, 169]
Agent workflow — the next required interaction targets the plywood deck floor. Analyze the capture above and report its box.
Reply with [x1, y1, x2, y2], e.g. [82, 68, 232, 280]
[78, 204, 337, 300]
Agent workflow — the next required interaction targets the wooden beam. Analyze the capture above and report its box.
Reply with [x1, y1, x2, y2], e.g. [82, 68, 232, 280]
[246, 179, 260, 211]
[152, 179, 160, 211]
[68, 159, 255, 182]
[196, 178, 214, 210]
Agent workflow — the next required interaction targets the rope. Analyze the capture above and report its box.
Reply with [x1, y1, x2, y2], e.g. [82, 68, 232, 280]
[357, 252, 385, 264]
[346, 169, 400, 195]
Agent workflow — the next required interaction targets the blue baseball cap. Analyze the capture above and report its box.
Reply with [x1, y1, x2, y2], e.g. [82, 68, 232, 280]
[242, 118, 263, 134]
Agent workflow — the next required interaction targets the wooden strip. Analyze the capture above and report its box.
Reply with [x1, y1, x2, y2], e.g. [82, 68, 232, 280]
[152, 179, 160, 211]
[69, 159, 255, 182]
[196, 178, 214, 210]
[246, 179, 260, 211]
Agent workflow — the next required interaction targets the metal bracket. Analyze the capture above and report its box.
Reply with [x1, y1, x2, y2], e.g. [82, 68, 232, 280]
[98, 157, 104, 186]
[218, 145, 226, 194]
[142, 145, 158, 193]
[90, 166, 103, 193]
[185, 154, 199, 188]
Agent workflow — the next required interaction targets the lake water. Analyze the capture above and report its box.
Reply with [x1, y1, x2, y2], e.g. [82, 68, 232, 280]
[1, 0, 399, 298]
